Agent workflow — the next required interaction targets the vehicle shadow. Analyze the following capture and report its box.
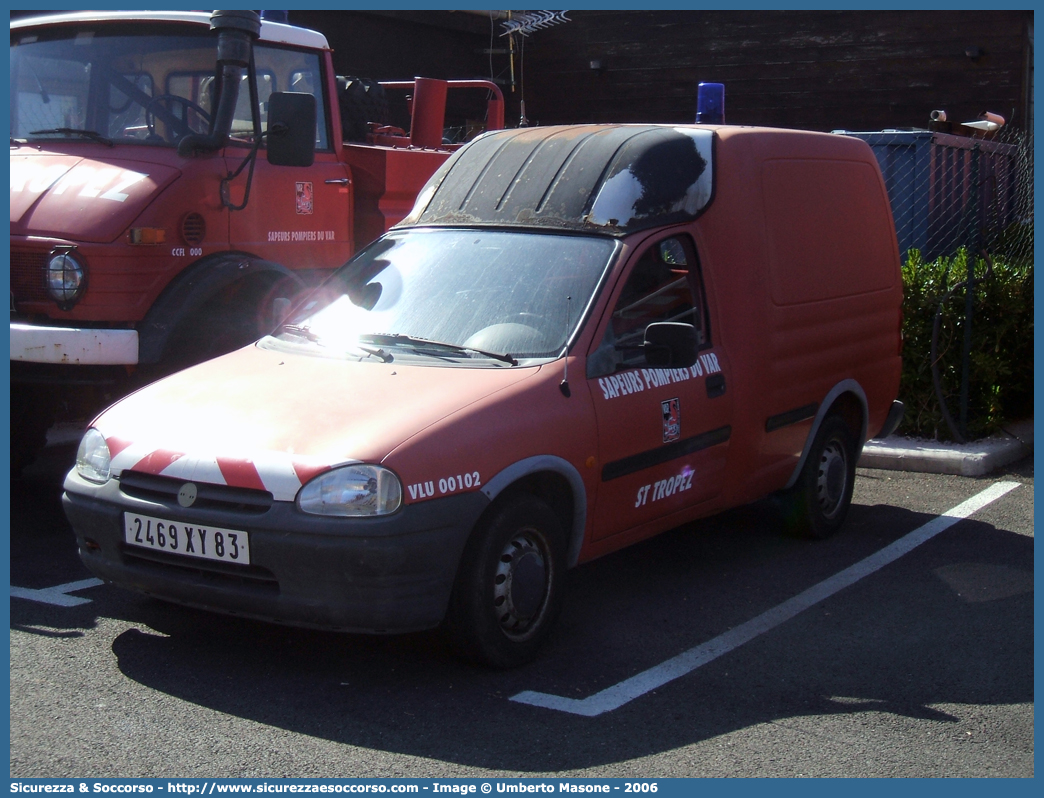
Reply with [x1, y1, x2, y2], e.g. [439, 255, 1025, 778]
[10, 442, 91, 598]
[13, 493, 1030, 773]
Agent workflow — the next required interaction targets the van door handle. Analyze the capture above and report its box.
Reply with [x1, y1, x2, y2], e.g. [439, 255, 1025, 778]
[324, 178, 350, 185]
[706, 373, 726, 398]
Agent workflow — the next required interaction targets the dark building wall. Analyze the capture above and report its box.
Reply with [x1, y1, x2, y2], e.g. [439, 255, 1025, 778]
[516, 10, 1033, 132]
[15, 10, 1027, 134]
[289, 11, 492, 82]
[291, 9, 1031, 133]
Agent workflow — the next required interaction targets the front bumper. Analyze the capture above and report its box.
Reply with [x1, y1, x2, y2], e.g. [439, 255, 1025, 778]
[62, 471, 489, 633]
[12, 321, 139, 365]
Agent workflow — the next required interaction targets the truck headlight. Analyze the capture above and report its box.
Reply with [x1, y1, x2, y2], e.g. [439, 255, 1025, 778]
[46, 247, 87, 309]
[297, 464, 402, 517]
[75, 428, 111, 484]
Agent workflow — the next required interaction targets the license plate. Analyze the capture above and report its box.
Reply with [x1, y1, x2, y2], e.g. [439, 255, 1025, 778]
[123, 512, 251, 565]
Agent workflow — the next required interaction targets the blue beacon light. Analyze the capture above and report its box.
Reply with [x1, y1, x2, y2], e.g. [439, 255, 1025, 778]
[696, 82, 725, 124]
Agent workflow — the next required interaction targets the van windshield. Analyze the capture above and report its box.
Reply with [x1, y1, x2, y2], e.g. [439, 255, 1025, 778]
[264, 229, 618, 364]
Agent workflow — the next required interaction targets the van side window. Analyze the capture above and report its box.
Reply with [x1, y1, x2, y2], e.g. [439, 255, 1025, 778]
[587, 235, 709, 377]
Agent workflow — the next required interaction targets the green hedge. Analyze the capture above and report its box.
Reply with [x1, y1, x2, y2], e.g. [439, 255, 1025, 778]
[898, 248, 1033, 441]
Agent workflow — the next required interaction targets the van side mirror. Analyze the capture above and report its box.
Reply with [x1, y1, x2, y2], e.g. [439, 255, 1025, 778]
[266, 92, 316, 167]
[643, 322, 699, 367]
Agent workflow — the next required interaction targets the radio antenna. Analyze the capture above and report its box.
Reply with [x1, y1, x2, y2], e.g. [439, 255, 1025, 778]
[559, 296, 572, 397]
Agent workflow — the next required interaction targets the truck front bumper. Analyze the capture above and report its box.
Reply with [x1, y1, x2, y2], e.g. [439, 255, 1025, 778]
[11, 322, 138, 365]
[62, 471, 489, 633]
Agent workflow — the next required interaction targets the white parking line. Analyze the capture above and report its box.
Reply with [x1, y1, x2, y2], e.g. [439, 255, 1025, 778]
[10, 577, 105, 607]
[511, 480, 1022, 717]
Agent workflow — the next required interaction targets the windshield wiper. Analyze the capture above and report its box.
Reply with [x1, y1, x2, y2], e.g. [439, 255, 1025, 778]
[278, 323, 320, 342]
[358, 345, 392, 363]
[360, 333, 517, 366]
[277, 324, 393, 362]
[29, 128, 114, 147]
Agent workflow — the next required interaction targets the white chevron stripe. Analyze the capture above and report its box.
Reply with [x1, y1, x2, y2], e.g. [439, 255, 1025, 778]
[109, 442, 160, 476]
[158, 454, 228, 485]
[250, 450, 306, 501]
[105, 435, 347, 501]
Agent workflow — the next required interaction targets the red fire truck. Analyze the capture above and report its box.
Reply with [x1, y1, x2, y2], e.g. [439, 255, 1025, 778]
[10, 10, 504, 469]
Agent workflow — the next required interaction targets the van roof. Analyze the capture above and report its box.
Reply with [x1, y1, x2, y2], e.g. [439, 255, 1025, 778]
[402, 124, 716, 236]
[9, 11, 329, 51]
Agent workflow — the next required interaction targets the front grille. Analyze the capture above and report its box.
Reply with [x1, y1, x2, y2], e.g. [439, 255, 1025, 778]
[11, 249, 48, 303]
[119, 471, 274, 514]
[122, 546, 280, 594]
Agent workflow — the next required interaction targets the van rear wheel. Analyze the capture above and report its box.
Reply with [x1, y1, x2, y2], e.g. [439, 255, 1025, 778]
[783, 414, 857, 539]
[445, 495, 566, 668]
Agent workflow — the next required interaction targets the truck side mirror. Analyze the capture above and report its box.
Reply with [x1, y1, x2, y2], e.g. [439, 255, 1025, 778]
[643, 322, 699, 368]
[267, 92, 316, 167]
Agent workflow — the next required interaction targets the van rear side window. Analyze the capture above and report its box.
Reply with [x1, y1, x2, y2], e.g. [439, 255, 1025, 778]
[762, 159, 897, 305]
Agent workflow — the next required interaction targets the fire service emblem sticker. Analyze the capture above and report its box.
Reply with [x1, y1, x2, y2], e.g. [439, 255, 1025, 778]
[295, 182, 314, 214]
[662, 397, 680, 443]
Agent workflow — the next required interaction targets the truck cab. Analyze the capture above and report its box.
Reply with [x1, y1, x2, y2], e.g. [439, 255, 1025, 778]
[10, 10, 503, 469]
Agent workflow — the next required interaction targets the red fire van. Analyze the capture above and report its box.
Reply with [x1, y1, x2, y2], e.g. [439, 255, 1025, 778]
[62, 124, 905, 667]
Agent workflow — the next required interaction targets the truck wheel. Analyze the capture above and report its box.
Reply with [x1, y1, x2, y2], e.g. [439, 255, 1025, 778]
[782, 414, 858, 539]
[162, 273, 304, 371]
[446, 495, 567, 668]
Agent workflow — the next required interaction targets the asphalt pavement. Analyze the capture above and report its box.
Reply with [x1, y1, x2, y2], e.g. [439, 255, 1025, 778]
[11, 448, 1033, 777]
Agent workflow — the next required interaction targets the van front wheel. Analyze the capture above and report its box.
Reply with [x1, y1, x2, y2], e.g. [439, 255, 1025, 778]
[446, 495, 566, 668]
[783, 414, 857, 539]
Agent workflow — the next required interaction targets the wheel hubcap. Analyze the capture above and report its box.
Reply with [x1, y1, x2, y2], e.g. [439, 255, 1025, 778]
[816, 440, 848, 519]
[493, 531, 549, 639]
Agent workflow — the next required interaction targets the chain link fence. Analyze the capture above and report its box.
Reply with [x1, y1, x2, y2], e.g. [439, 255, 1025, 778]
[841, 125, 1033, 441]
[841, 125, 1032, 264]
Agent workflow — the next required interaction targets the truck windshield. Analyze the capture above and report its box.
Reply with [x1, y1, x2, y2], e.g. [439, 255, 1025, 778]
[266, 230, 618, 363]
[11, 24, 222, 145]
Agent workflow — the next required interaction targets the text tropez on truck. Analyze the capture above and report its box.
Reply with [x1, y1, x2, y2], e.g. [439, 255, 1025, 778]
[10, 9, 504, 468]
[63, 123, 905, 667]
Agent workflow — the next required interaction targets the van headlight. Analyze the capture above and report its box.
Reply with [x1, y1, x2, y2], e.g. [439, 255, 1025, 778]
[46, 247, 87, 309]
[297, 464, 402, 517]
[75, 428, 111, 484]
